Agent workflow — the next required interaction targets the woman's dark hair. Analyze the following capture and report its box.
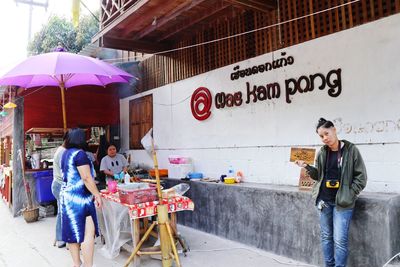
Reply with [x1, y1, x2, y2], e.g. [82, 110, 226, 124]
[65, 128, 86, 149]
[61, 131, 69, 147]
[62, 131, 69, 141]
[107, 143, 117, 150]
[97, 134, 109, 162]
[316, 118, 335, 133]
[82, 142, 90, 152]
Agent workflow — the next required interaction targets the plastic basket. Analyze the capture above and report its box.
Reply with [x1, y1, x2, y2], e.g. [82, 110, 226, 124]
[118, 184, 158, 205]
[23, 207, 39, 223]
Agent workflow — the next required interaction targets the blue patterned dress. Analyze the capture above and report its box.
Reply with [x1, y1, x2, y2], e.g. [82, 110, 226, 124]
[60, 148, 99, 243]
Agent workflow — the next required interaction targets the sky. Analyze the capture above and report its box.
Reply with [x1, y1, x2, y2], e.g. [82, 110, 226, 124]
[0, 0, 99, 74]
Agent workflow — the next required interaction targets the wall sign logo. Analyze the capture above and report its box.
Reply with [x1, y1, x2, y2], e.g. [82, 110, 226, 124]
[191, 87, 212, 121]
[190, 51, 343, 121]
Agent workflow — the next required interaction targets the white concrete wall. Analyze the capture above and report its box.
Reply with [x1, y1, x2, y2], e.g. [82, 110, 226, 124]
[120, 14, 400, 193]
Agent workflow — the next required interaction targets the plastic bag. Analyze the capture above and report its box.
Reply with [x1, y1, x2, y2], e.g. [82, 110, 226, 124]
[173, 183, 190, 195]
[141, 128, 153, 153]
[162, 183, 190, 198]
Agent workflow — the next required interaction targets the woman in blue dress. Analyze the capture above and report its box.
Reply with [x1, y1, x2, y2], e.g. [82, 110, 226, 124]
[60, 128, 102, 267]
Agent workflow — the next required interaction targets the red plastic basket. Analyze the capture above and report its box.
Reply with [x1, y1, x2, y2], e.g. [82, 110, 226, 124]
[118, 184, 158, 205]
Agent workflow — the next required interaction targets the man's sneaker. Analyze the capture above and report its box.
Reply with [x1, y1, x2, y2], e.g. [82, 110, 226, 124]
[57, 241, 66, 248]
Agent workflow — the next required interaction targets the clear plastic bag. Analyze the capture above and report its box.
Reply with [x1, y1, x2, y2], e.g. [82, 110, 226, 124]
[173, 183, 190, 195]
[140, 128, 153, 153]
[162, 183, 190, 198]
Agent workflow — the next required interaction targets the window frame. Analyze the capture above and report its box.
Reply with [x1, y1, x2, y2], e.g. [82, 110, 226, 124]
[129, 95, 153, 149]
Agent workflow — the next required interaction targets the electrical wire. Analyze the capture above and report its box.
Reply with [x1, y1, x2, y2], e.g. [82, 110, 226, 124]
[189, 247, 316, 266]
[80, 0, 100, 22]
[383, 252, 400, 267]
[153, 141, 400, 151]
[10, 85, 47, 103]
[102, 0, 360, 62]
[153, 94, 191, 107]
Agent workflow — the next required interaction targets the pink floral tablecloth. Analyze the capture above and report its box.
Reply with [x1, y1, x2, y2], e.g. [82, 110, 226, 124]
[100, 192, 194, 219]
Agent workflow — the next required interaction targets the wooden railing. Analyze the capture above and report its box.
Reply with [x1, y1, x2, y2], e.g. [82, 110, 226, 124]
[100, 0, 139, 29]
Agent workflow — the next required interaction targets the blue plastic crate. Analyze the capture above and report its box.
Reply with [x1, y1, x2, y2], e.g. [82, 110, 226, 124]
[33, 171, 56, 204]
[33, 170, 53, 179]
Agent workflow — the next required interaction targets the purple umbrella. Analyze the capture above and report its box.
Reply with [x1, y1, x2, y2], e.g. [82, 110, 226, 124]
[0, 52, 134, 131]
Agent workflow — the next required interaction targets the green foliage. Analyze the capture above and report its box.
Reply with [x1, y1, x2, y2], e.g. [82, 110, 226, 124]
[28, 14, 99, 55]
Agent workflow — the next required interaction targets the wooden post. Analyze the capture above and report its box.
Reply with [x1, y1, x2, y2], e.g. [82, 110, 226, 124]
[8, 173, 12, 207]
[130, 218, 141, 267]
[124, 221, 157, 267]
[166, 222, 181, 267]
[170, 213, 177, 234]
[59, 76, 67, 132]
[5, 137, 11, 165]
[152, 133, 174, 266]
[0, 138, 4, 165]
[151, 138, 162, 202]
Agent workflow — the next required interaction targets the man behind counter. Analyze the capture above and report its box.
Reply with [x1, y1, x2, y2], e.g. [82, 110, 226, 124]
[100, 144, 129, 181]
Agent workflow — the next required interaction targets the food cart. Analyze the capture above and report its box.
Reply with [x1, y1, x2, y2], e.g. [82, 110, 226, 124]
[1, 85, 120, 216]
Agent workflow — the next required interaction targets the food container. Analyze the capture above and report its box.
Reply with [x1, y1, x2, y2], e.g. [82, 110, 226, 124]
[33, 170, 56, 204]
[107, 180, 118, 193]
[168, 155, 190, 164]
[149, 169, 168, 177]
[118, 183, 158, 205]
[168, 163, 193, 179]
[224, 177, 236, 184]
[187, 172, 203, 179]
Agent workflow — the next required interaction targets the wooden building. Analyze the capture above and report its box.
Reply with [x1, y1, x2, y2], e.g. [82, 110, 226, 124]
[93, 1, 400, 266]
[93, 0, 400, 148]
[94, 0, 400, 91]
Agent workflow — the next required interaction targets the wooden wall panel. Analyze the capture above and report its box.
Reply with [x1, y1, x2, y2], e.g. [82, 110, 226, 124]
[129, 94, 153, 149]
[135, 0, 399, 92]
[23, 86, 120, 131]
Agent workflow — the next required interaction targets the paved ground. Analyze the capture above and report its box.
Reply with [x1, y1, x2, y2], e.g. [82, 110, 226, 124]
[0, 200, 316, 267]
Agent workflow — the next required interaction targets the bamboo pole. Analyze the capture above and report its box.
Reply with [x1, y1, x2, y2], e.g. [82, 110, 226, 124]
[166, 222, 181, 267]
[124, 221, 157, 267]
[137, 251, 162, 255]
[151, 139, 162, 201]
[158, 205, 172, 267]
[152, 132, 174, 267]
[18, 149, 33, 210]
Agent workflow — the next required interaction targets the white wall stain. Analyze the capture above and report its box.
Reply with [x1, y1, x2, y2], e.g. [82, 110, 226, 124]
[334, 118, 400, 135]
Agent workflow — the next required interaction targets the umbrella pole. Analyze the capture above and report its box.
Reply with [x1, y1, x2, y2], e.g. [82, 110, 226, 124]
[59, 80, 67, 132]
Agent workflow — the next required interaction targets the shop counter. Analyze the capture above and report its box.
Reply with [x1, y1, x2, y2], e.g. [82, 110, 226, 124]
[165, 178, 400, 267]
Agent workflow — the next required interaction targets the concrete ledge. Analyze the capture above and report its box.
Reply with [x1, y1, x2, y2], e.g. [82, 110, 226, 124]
[167, 179, 400, 267]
